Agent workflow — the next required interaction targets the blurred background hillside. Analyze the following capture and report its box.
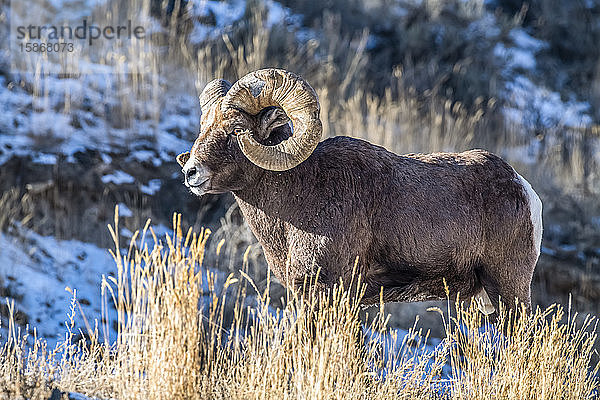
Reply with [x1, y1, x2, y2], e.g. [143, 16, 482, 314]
[0, 0, 599, 343]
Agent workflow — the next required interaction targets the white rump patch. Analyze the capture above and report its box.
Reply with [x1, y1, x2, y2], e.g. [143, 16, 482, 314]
[515, 171, 543, 259]
[475, 288, 496, 315]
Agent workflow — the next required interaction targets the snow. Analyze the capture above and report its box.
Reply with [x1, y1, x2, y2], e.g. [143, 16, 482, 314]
[0, 226, 118, 348]
[31, 111, 77, 138]
[67, 393, 96, 400]
[541, 246, 557, 257]
[0, 220, 475, 393]
[503, 76, 592, 129]
[467, 14, 501, 39]
[188, 0, 298, 43]
[494, 43, 537, 70]
[509, 29, 547, 52]
[128, 150, 155, 163]
[0, 221, 214, 349]
[100, 153, 112, 164]
[116, 203, 133, 217]
[140, 178, 162, 195]
[363, 324, 450, 379]
[264, 0, 289, 28]
[0, 6, 200, 165]
[32, 153, 58, 165]
[0, 133, 34, 166]
[120, 227, 133, 238]
[0, 0, 305, 168]
[492, 27, 593, 133]
[101, 170, 135, 185]
[0, 78, 32, 130]
[188, 0, 247, 44]
[494, 29, 546, 72]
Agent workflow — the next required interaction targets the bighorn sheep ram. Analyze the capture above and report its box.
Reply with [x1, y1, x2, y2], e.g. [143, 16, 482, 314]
[177, 68, 542, 314]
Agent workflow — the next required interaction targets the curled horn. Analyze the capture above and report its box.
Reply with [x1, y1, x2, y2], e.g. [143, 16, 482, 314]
[199, 79, 232, 113]
[221, 69, 322, 171]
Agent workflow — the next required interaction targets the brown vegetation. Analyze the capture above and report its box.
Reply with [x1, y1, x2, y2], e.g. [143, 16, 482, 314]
[0, 214, 598, 399]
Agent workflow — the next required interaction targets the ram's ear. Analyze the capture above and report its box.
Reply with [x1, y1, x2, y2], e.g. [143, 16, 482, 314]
[256, 106, 291, 144]
[177, 152, 190, 167]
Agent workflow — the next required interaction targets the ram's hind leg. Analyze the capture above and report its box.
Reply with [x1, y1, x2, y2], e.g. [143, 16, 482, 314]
[473, 286, 496, 315]
[476, 261, 533, 318]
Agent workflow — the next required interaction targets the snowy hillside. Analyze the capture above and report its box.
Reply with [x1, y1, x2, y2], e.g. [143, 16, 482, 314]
[0, 225, 117, 346]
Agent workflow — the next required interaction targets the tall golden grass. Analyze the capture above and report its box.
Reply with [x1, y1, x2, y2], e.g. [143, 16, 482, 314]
[0, 210, 598, 399]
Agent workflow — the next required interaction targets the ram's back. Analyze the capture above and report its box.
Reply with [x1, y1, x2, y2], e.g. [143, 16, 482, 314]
[308, 137, 531, 280]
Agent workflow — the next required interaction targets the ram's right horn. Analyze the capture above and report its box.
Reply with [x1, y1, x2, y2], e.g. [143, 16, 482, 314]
[222, 69, 322, 171]
[199, 79, 232, 114]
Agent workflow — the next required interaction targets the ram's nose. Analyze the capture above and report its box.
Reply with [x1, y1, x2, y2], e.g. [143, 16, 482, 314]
[184, 165, 198, 183]
[182, 165, 208, 187]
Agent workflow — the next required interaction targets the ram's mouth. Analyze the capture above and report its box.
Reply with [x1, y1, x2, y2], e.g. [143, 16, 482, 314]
[188, 178, 209, 188]
[187, 178, 210, 196]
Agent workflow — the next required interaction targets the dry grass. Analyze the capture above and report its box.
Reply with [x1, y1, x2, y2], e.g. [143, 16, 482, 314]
[0, 213, 598, 399]
[443, 301, 599, 399]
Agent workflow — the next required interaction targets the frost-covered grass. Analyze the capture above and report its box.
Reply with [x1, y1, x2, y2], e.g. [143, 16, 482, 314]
[0, 214, 598, 399]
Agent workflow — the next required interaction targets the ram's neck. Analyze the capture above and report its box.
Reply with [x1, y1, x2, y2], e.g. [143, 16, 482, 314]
[232, 166, 310, 222]
[231, 169, 297, 265]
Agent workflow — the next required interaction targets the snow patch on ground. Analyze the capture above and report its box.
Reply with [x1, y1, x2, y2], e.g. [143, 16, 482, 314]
[495, 28, 592, 130]
[494, 28, 544, 72]
[494, 43, 537, 70]
[101, 170, 135, 185]
[0, 72, 199, 167]
[67, 392, 97, 400]
[363, 325, 448, 376]
[116, 203, 133, 217]
[140, 179, 162, 195]
[0, 227, 118, 348]
[32, 153, 58, 165]
[467, 13, 501, 39]
[188, 0, 246, 43]
[0, 222, 201, 349]
[188, 0, 292, 43]
[503, 76, 592, 129]
[509, 29, 547, 52]
[0, 0, 303, 168]
[128, 150, 161, 166]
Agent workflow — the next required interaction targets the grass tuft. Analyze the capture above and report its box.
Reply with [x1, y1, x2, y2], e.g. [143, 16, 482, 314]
[0, 215, 598, 399]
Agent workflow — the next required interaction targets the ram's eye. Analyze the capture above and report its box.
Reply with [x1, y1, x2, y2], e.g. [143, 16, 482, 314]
[227, 131, 237, 145]
[233, 128, 245, 135]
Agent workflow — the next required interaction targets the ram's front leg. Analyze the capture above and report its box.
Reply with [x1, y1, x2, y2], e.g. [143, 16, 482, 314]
[289, 236, 363, 304]
[289, 259, 329, 304]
